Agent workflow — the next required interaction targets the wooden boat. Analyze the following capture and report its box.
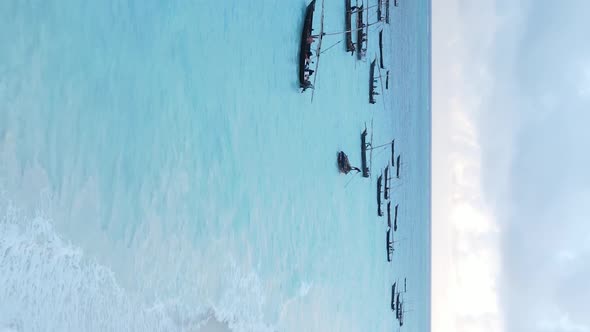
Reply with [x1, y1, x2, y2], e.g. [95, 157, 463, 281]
[395, 293, 401, 318]
[356, 4, 366, 60]
[299, 0, 317, 91]
[369, 58, 377, 104]
[360, 128, 370, 178]
[377, 173, 383, 216]
[394, 204, 398, 231]
[391, 140, 395, 165]
[386, 228, 393, 261]
[345, 0, 355, 54]
[387, 201, 392, 227]
[384, 165, 390, 199]
[391, 283, 397, 310]
[379, 30, 385, 69]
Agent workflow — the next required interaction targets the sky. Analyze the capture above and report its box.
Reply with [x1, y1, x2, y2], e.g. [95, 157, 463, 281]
[432, 1, 590, 332]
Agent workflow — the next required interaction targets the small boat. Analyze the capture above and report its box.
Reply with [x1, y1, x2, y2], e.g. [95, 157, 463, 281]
[386, 228, 393, 261]
[391, 283, 396, 310]
[360, 128, 370, 178]
[385, 0, 390, 23]
[356, 4, 366, 60]
[377, 174, 383, 216]
[391, 140, 395, 165]
[369, 58, 377, 104]
[387, 201, 392, 227]
[394, 0, 399, 7]
[385, 70, 389, 89]
[404, 278, 407, 292]
[345, 0, 355, 54]
[299, 0, 317, 92]
[337, 151, 361, 174]
[398, 302, 404, 326]
[394, 204, 398, 231]
[379, 30, 385, 69]
[396, 155, 401, 178]
[395, 293, 401, 319]
[384, 166, 390, 199]
[377, 0, 383, 22]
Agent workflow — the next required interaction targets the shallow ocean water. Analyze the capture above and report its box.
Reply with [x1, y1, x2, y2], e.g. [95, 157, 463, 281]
[0, 0, 430, 331]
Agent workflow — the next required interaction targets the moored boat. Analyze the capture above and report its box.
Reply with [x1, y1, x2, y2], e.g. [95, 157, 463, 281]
[356, 4, 366, 60]
[391, 283, 396, 310]
[387, 201, 392, 227]
[379, 29, 385, 69]
[384, 165, 390, 199]
[386, 228, 393, 261]
[369, 58, 377, 104]
[394, 204, 399, 231]
[345, 0, 355, 54]
[360, 128, 370, 178]
[377, 173, 383, 216]
[299, 0, 317, 92]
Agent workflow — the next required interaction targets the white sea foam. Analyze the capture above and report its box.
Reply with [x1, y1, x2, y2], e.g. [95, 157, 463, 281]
[0, 191, 274, 332]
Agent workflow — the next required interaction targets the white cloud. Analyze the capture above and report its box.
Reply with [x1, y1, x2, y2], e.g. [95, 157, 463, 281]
[435, 0, 590, 331]
[432, 0, 505, 331]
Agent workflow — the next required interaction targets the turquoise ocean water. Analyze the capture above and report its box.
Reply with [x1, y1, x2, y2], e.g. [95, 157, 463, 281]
[0, 1, 430, 331]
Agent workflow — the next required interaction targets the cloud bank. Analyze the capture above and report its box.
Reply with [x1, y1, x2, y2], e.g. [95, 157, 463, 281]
[433, 1, 590, 332]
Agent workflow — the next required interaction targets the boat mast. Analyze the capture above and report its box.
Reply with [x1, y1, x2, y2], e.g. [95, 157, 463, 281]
[311, 0, 325, 102]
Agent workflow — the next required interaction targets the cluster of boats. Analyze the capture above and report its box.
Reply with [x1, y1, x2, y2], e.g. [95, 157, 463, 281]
[309, 0, 408, 327]
[299, 0, 393, 102]
[376, 139, 401, 262]
[391, 279, 408, 326]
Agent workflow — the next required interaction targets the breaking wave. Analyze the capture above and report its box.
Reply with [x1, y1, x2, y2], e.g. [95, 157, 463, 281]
[0, 189, 275, 332]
